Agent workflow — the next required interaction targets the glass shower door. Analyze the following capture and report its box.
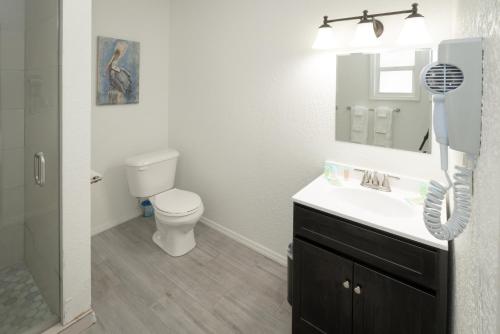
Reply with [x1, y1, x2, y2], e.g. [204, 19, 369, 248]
[0, 0, 60, 333]
[24, 0, 61, 325]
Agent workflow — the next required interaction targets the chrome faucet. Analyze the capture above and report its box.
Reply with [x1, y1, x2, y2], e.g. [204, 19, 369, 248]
[380, 174, 397, 192]
[356, 169, 399, 192]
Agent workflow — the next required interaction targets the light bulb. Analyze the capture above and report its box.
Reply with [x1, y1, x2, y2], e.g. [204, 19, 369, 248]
[350, 21, 380, 48]
[312, 26, 336, 50]
[398, 16, 432, 46]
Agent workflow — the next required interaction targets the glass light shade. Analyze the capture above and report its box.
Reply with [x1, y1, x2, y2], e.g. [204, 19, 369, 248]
[350, 21, 380, 48]
[312, 26, 336, 50]
[398, 16, 432, 46]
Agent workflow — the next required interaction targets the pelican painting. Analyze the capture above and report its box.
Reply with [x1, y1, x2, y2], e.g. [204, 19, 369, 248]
[97, 37, 140, 105]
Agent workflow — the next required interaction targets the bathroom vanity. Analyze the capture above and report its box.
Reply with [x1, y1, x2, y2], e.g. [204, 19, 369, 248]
[292, 170, 449, 334]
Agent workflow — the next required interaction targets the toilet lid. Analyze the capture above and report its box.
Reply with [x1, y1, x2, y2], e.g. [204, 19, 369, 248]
[152, 189, 202, 216]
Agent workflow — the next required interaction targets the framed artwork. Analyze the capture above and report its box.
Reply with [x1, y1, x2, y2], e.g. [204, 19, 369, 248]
[97, 36, 140, 105]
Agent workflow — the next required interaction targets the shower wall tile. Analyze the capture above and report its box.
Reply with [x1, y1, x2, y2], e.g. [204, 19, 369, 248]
[0, 0, 25, 32]
[1, 149, 24, 189]
[25, 0, 57, 31]
[0, 223, 23, 269]
[25, 69, 58, 115]
[0, 0, 25, 271]
[1, 109, 24, 150]
[25, 16, 58, 71]
[0, 70, 24, 109]
[24, 211, 59, 276]
[1, 186, 24, 227]
[24, 225, 59, 312]
[0, 31, 25, 70]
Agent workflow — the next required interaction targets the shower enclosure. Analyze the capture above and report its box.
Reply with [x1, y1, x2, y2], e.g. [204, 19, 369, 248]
[0, 0, 60, 333]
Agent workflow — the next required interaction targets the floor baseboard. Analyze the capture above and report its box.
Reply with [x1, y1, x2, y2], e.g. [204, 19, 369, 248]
[92, 214, 141, 236]
[200, 216, 287, 266]
[92, 221, 119, 236]
[42, 309, 96, 334]
[93, 215, 289, 267]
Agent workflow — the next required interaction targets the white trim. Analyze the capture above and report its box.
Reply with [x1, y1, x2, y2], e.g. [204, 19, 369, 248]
[200, 217, 287, 266]
[60, 0, 93, 325]
[92, 221, 122, 236]
[91, 219, 129, 236]
[92, 213, 143, 236]
[369, 53, 421, 101]
[42, 309, 96, 334]
[92, 215, 289, 266]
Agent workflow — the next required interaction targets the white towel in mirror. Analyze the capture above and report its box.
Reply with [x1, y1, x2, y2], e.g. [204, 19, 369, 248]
[373, 107, 393, 147]
[350, 106, 369, 144]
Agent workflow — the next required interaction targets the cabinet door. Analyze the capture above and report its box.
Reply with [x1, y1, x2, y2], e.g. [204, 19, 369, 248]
[353, 264, 439, 334]
[293, 238, 353, 334]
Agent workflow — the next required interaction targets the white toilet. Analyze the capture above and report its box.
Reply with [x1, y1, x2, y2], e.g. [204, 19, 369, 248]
[125, 149, 204, 257]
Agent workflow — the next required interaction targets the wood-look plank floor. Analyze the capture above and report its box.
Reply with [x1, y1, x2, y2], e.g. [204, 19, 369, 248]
[84, 217, 291, 334]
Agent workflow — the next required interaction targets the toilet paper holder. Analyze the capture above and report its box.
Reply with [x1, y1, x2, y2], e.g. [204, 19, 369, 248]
[91, 170, 103, 184]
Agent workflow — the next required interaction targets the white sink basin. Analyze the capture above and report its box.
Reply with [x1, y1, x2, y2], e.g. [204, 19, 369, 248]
[327, 187, 415, 219]
[293, 174, 448, 250]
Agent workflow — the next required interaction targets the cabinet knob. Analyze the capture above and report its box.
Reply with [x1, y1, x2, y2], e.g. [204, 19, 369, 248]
[354, 285, 362, 295]
[342, 280, 350, 289]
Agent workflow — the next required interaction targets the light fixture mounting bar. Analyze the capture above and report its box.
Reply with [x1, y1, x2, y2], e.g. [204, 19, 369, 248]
[323, 3, 419, 24]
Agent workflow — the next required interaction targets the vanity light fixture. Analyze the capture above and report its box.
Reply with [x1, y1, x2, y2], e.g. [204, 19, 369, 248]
[351, 10, 382, 48]
[313, 3, 431, 50]
[398, 4, 432, 46]
[312, 19, 336, 50]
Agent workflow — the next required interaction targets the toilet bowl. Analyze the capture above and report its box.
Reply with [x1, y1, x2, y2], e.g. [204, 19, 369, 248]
[150, 188, 204, 256]
[125, 149, 204, 257]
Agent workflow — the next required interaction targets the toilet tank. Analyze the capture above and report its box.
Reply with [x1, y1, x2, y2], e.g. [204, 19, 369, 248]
[125, 149, 179, 197]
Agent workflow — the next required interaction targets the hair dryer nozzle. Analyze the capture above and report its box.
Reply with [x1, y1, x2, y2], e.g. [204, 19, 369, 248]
[420, 62, 464, 94]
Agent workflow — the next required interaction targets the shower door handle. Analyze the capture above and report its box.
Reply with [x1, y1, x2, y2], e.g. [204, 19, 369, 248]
[34, 152, 46, 186]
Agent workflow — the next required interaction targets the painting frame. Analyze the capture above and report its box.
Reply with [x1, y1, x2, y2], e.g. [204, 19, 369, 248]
[96, 36, 140, 105]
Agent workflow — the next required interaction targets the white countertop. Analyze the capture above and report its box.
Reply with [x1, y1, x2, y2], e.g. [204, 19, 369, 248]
[292, 175, 448, 251]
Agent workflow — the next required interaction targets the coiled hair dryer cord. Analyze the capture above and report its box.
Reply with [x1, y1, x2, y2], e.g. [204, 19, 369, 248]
[423, 157, 475, 240]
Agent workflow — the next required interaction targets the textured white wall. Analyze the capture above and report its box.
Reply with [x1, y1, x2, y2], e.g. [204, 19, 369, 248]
[452, 1, 500, 333]
[91, 0, 170, 235]
[169, 0, 455, 259]
[61, 0, 92, 324]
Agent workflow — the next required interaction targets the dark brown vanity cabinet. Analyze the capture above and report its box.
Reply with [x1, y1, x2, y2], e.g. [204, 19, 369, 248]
[293, 239, 353, 334]
[292, 204, 449, 334]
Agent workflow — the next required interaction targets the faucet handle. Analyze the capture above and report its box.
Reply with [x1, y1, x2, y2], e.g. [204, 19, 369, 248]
[380, 174, 391, 192]
[380, 174, 399, 192]
[361, 170, 371, 186]
[370, 171, 380, 187]
[354, 169, 371, 186]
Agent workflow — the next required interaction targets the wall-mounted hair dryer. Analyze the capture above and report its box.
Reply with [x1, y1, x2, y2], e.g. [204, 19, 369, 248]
[420, 38, 483, 241]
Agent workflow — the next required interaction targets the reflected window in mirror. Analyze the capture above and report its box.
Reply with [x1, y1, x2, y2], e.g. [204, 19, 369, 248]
[370, 50, 430, 100]
[336, 49, 432, 154]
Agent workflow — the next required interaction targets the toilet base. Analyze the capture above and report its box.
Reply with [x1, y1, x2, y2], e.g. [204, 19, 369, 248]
[153, 229, 196, 257]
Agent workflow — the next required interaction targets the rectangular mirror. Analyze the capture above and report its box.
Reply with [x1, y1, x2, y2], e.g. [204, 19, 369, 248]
[336, 49, 433, 153]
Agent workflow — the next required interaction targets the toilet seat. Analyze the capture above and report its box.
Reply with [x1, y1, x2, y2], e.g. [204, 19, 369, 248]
[152, 188, 202, 217]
